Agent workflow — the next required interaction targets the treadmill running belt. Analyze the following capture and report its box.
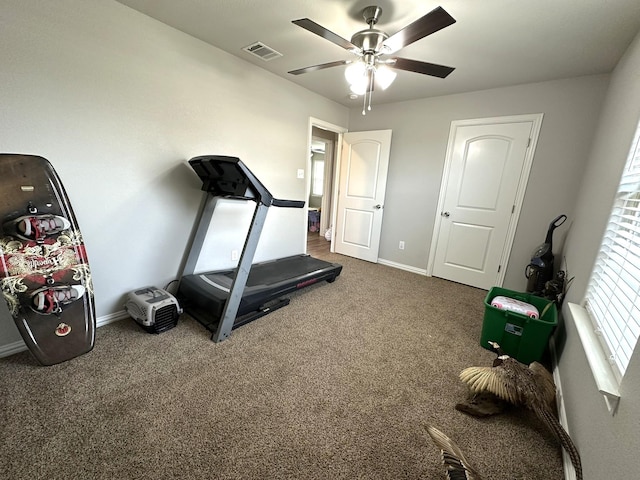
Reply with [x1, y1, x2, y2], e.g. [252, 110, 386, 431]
[220, 255, 332, 286]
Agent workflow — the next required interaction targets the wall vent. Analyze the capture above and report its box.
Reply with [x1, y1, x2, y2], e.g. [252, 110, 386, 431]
[242, 42, 283, 61]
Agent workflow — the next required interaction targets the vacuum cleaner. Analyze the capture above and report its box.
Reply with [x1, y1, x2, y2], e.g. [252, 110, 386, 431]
[525, 214, 567, 296]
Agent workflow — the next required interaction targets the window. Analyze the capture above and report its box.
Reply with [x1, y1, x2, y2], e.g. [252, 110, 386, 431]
[585, 119, 640, 380]
[311, 156, 325, 196]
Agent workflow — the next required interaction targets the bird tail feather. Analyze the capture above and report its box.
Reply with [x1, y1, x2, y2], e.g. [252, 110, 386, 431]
[536, 407, 583, 480]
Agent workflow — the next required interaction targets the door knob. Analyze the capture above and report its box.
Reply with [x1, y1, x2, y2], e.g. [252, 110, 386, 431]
[374, 204, 382, 209]
[441, 211, 450, 217]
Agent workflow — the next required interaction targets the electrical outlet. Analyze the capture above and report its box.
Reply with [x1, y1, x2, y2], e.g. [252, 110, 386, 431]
[399, 241, 405, 250]
[231, 250, 239, 261]
[297, 169, 305, 179]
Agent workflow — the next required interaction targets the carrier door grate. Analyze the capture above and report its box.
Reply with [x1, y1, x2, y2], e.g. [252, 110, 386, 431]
[153, 305, 179, 333]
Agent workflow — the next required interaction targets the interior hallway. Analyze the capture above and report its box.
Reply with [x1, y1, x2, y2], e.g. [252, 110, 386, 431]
[306, 232, 330, 257]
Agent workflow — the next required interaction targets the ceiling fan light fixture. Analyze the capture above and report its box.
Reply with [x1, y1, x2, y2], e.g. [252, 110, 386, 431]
[375, 65, 397, 90]
[344, 61, 366, 85]
[349, 76, 368, 95]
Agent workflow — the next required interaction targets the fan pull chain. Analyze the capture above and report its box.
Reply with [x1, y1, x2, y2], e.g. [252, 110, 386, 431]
[367, 71, 374, 112]
[361, 70, 375, 115]
[361, 71, 368, 115]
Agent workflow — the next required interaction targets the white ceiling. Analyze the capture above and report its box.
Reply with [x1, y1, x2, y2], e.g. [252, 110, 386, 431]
[115, 0, 640, 107]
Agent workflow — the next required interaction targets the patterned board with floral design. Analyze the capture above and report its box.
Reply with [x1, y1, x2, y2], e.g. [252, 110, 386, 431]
[0, 154, 95, 366]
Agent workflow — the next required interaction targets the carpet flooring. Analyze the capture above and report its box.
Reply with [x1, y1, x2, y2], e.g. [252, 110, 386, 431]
[0, 251, 564, 479]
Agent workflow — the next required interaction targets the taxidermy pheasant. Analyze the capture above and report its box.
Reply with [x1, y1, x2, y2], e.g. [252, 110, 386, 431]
[455, 390, 509, 418]
[459, 341, 582, 480]
[425, 424, 483, 480]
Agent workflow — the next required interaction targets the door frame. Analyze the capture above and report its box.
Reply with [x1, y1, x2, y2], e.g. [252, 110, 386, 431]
[306, 117, 348, 253]
[426, 113, 544, 286]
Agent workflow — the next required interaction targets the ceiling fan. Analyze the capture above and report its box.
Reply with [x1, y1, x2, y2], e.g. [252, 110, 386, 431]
[288, 5, 456, 114]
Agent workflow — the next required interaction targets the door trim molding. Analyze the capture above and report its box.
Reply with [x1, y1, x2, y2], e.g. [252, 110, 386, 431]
[426, 113, 544, 286]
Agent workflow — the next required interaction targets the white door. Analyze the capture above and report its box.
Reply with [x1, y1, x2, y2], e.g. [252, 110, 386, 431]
[430, 115, 543, 289]
[334, 130, 392, 262]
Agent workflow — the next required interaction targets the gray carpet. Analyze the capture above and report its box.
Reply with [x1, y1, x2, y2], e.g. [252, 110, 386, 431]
[0, 252, 564, 479]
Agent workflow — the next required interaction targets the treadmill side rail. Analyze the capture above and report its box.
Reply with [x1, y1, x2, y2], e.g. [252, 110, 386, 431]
[213, 202, 268, 342]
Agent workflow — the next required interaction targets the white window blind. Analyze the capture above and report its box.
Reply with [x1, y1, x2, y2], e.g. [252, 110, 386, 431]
[311, 158, 325, 196]
[585, 120, 640, 379]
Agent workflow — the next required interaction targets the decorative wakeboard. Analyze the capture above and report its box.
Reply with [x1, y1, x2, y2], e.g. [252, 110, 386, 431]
[0, 154, 95, 366]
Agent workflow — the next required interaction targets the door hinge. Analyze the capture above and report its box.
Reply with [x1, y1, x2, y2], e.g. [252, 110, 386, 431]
[527, 137, 532, 148]
[498, 265, 502, 273]
[512, 205, 515, 214]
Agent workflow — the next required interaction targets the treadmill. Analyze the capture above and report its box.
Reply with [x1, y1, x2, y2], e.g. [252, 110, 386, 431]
[178, 155, 342, 342]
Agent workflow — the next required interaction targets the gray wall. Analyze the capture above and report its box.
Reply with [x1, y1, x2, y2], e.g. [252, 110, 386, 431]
[2, 1, 640, 476]
[559, 30, 640, 479]
[348, 75, 609, 290]
[0, 0, 348, 345]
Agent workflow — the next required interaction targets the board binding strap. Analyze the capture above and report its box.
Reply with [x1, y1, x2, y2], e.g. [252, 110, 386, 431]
[0, 154, 96, 366]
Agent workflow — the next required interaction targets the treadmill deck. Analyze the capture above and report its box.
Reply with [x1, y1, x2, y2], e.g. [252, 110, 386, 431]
[178, 254, 342, 330]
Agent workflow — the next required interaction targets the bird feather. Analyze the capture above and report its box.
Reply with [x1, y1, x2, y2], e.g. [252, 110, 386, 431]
[425, 425, 482, 480]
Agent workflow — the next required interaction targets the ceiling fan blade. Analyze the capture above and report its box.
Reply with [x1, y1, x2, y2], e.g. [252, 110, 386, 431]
[388, 57, 455, 78]
[288, 60, 349, 75]
[292, 18, 358, 51]
[382, 6, 456, 54]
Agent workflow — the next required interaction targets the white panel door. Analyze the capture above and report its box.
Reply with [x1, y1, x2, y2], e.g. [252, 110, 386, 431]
[335, 130, 392, 263]
[431, 119, 539, 289]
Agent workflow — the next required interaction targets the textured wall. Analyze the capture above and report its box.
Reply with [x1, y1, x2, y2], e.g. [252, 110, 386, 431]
[0, 0, 348, 344]
[560, 29, 640, 479]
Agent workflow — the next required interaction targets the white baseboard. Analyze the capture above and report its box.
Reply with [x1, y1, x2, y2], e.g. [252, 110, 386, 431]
[0, 340, 29, 359]
[550, 337, 577, 480]
[377, 258, 427, 276]
[0, 310, 129, 359]
[96, 310, 130, 327]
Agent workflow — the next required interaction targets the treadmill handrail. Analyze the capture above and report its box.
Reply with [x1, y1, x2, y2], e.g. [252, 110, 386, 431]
[221, 196, 304, 208]
[221, 195, 305, 208]
[272, 199, 304, 208]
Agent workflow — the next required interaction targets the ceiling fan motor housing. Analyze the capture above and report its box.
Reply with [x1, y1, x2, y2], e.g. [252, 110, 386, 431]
[350, 5, 388, 53]
[350, 29, 389, 53]
[362, 6, 382, 26]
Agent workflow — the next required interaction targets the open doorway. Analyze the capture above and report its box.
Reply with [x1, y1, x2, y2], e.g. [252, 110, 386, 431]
[306, 118, 347, 256]
[307, 127, 336, 256]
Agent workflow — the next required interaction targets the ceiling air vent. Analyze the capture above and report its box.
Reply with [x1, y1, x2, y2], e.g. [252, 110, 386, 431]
[242, 42, 283, 61]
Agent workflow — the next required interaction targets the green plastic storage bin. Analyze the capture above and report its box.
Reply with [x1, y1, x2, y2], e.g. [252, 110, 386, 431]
[480, 287, 557, 364]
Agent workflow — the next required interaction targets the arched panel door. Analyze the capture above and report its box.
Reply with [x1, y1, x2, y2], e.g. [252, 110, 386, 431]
[335, 130, 392, 263]
[431, 119, 538, 289]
